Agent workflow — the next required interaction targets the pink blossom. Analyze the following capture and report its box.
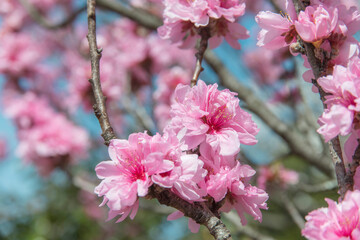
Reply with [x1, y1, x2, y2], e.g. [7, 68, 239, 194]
[294, 5, 338, 43]
[95, 134, 155, 222]
[144, 131, 207, 201]
[255, 0, 298, 49]
[257, 163, 299, 190]
[4, 92, 89, 176]
[0, 0, 27, 31]
[302, 190, 360, 240]
[166, 80, 259, 157]
[205, 162, 268, 225]
[158, 0, 248, 49]
[0, 32, 44, 76]
[317, 57, 360, 141]
[95, 132, 207, 221]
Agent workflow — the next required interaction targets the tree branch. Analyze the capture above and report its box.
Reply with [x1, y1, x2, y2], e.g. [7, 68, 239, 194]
[291, 0, 348, 198]
[87, 0, 116, 146]
[147, 185, 232, 240]
[191, 27, 211, 87]
[19, 0, 86, 30]
[96, 0, 161, 30]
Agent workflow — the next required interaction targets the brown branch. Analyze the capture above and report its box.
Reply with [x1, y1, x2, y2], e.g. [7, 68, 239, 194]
[19, 0, 85, 30]
[191, 27, 211, 87]
[291, 0, 349, 198]
[96, 0, 161, 30]
[147, 185, 232, 240]
[87, 0, 116, 146]
[281, 194, 305, 229]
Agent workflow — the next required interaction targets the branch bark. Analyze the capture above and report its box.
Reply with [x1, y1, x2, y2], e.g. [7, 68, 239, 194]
[291, 0, 349, 198]
[191, 27, 211, 87]
[147, 185, 232, 240]
[87, 0, 116, 146]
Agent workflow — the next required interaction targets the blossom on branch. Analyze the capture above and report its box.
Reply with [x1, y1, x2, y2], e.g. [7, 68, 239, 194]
[158, 0, 249, 49]
[4, 92, 90, 176]
[317, 57, 360, 142]
[166, 80, 259, 157]
[302, 190, 360, 240]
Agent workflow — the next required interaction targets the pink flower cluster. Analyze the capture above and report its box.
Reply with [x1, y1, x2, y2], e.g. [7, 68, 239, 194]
[302, 190, 360, 240]
[256, 0, 360, 66]
[317, 57, 360, 142]
[158, 0, 249, 49]
[4, 92, 90, 176]
[0, 32, 45, 77]
[64, 19, 195, 111]
[95, 81, 268, 227]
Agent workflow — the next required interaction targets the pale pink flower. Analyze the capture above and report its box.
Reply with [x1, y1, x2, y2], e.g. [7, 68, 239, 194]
[0, 32, 44, 76]
[295, 5, 338, 43]
[158, 0, 248, 49]
[0, 0, 27, 31]
[95, 131, 206, 221]
[257, 163, 299, 190]
[4, 92, 89, 176]
[302, 190, 360, 240]
[205, 162, 268, 225]
[95, 134, 154, 222]
[144, 131, 207, 201]
[255, 0, 298, 49]
[166, 80, 259, 157]
[317, 57, 360, 141]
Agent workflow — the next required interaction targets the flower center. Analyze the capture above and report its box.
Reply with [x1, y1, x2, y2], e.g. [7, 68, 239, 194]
[203, 104, 233, 133]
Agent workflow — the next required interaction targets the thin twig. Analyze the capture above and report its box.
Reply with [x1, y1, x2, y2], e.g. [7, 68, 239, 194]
[298, 180, 337, 193]
[19, 0, 86, 30]
[281, 194, 305, 229]
[191, 27, 211, 87]
[121, 96, 156, 134]
[87, 0, 116, 146]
